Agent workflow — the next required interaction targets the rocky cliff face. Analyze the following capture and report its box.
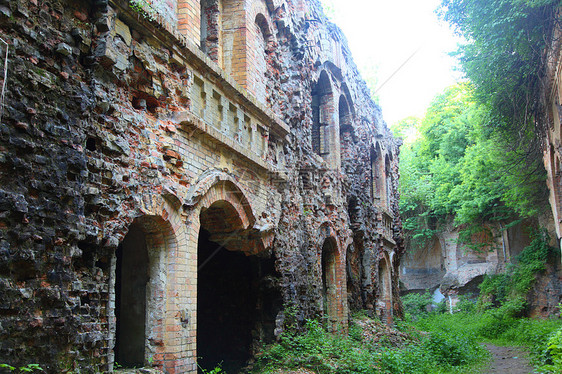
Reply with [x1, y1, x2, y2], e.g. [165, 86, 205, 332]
[400, 219, 561, 316]
[0, 0, 402, 372]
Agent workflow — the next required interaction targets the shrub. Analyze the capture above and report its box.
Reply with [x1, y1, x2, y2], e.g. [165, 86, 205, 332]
[402, 291, 434, 318]
[455, 294, 477, 313]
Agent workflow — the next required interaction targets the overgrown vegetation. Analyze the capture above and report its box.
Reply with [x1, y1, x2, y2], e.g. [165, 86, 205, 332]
[383, 1, 562, 372]
[252, 317, 485, 374]
[400, 233, 562, 372]
[439, 0, 559, 136]
[249, 232, 561, 373]
[411, 313, 562, 372]
[439, 0, 559, 198]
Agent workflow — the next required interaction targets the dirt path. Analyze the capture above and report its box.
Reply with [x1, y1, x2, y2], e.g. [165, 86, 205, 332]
[481, 344, 535, 374]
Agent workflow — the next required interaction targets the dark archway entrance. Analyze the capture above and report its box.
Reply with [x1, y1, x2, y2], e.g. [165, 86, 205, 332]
[115, 224, 148, 367]
[197, 201, 281, 373]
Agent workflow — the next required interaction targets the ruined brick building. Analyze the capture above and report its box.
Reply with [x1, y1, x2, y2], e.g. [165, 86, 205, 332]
[0, 0, 403, 372]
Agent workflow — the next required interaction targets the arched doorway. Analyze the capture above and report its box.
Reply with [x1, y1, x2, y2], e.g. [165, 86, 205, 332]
[321, 237, 338, 330]
[115, 224, 149, 367]
[197, 200, 281, 373]
[113, 214, 172, 371]
[378, 256, 393, 325]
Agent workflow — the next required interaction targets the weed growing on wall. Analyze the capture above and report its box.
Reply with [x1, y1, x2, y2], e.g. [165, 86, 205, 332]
[0, 364, 44, 373]
[129, 0, 157, 21]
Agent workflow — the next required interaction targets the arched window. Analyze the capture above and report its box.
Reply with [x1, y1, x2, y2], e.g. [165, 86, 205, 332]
[321, 237, 339, 331]
[114, 217, 173, 370]
[199, 0, 222, 62]
[378, 256, 393, 325]
[338, 95, 352, 132]
[370, 144, 382, 202]
[251, 13, 272, 102]
[338, 95, 353, 163]
[221, 0, 247, 85]
[197, 199, 282, 372]
[385, 155, 392, 210]
[312, 71, 333, 156]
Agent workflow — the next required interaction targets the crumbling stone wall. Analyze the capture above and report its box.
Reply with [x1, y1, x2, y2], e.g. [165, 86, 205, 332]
[0, 0, 402, 372]
[399, 219, 561, 316]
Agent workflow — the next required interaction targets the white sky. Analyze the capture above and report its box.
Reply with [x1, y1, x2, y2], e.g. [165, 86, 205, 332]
[321, 0, 463, 125]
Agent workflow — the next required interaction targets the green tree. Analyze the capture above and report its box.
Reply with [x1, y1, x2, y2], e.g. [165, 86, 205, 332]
[437, 0, 556, 208]
[398, 82, 547, 251]
[439, 0, 559, 132]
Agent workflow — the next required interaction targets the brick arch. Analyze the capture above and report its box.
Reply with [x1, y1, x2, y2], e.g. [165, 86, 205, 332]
[370, 142, 383, 202]
[181, 175, 268, 370]
[110, 193, 189, 373]
[384, 154, 392, 209]
[255, 13, 272, 38]
[185, 171, 257, 230]
[313, 69, 334, 95]
[250, 12, 272, 102]
[315, 222, 347, 331]
[221, 0, 247, 84]
[312, 61, 343, 84]
[340, 83, 355, 117]
[338, 94, 352, 130]
[123, 215, 176, 369]
[339, 93, 355, 164]
[315, 221, 341, 254]
[247, 0, 273, 26]
[247, 0, 275, 102]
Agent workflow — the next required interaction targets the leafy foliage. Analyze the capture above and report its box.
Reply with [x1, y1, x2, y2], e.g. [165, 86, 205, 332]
[398, 0, 557, 251]
[402, 291, 447, 319]
[0, 364, 44, 373]
[540, 327, 562, 372]
[395, 82, 548, 251]
[404, 232, 559, 371]
[402, 292, 434, 318]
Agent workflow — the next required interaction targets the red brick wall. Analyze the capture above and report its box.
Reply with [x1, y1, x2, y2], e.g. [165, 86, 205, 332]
[178, 0, 201, 44]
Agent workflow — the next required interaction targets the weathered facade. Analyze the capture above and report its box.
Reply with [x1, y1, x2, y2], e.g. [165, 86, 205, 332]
[0, 0, 402, 372]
